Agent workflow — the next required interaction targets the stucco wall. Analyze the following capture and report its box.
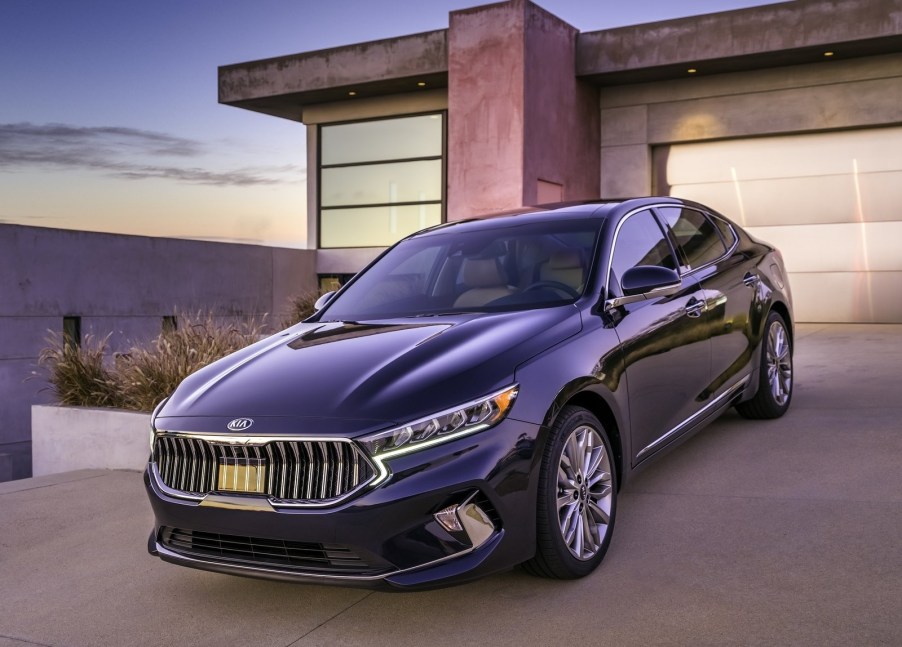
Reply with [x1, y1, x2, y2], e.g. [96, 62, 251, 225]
[0, 224, 315, 481]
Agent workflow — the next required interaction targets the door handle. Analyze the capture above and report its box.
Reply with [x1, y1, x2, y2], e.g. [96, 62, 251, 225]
[743, 272, 759, 288]
[685, 298, 705, 318]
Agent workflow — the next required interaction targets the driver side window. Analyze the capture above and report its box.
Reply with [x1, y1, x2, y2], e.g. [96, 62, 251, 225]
[610, 210, 677, 294]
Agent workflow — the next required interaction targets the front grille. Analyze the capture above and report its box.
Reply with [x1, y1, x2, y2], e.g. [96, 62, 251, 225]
[160, 527, 384, 574]
[152, 435, 375, 503]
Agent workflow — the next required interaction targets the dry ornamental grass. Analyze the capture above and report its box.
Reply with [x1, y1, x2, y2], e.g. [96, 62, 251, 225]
[39, 312, 266, 413]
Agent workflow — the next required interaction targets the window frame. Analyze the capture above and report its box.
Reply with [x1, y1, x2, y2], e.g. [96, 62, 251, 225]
[652, 206, 734, 275]
[317, 111, 447, 250]
[604, 207, 682, 300]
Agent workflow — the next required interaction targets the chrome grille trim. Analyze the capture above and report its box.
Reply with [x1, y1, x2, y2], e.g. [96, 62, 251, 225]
[151, 433, 377, 508]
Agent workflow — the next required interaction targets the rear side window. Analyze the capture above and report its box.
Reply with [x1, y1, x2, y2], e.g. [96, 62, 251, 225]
[712, 216, 737, 250]
[658, 207, 726, 270]
[610, 210, 678, 290]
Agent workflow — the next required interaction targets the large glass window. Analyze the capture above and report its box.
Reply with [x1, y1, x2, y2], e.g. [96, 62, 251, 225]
[319, 113, 445, 248]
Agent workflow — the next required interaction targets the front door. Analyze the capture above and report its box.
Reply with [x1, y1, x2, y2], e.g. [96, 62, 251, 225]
[606, 209, 712, 465]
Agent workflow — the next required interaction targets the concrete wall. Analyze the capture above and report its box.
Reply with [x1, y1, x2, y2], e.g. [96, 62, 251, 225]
[219, 30, 448, 120]
[447, 0, 599, 220]
[597, 53, 902, 197]
[447, 2, 527, 219]
[522, 3, 599, 205]
[0, 224, 315, 481]
[578, 0, 902, 81]
[32, 405, 150, 477]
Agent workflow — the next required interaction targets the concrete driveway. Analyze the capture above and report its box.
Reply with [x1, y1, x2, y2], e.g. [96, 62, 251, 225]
[1, 324, 900, 646]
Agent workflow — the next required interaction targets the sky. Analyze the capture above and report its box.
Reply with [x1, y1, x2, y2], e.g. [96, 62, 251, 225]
[0, 0, 782, 249]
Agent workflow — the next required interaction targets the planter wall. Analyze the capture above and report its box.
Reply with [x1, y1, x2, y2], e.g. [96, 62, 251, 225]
[32, 405, 150, 477]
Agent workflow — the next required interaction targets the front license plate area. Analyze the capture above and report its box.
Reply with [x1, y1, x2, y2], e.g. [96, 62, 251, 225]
[217, 458, 267, 494]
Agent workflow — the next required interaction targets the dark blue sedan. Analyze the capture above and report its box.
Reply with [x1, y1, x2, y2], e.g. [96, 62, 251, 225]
[145, 198, 793, 589]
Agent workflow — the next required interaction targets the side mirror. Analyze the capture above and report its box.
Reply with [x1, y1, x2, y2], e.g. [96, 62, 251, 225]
[621, 266, 681, 297]
[605, 266, 681, 311]
[313, 291, 336, 312]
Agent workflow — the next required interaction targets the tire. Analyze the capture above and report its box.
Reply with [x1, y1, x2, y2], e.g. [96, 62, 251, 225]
[523, 406, 616, 579]
[737, 311, 793, 419]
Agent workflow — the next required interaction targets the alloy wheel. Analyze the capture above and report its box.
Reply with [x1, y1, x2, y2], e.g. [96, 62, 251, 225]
[556, 425, 613, 560]
[767, 320, 792, 406]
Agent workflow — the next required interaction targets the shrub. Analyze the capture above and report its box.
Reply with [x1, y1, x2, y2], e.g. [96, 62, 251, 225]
[280, 290, 325, 328]
[38, 333, 125, 408]
[117, 312, 266, 412]
[39, 312, 266, 413]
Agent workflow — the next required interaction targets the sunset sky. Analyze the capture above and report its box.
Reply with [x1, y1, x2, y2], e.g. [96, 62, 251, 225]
[0, 0, 779, 248]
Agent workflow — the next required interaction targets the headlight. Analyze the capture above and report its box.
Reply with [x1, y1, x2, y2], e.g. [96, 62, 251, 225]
[358, 384, 519, 461]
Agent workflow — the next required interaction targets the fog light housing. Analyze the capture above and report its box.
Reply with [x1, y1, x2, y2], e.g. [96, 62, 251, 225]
[433, 495, 495, 549]
[434, 505, 464, 533]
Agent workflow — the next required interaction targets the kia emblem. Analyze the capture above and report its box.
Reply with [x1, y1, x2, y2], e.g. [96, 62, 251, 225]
[227, 418, 254, 431]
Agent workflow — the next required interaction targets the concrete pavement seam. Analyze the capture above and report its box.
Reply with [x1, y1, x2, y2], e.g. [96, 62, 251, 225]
[285, 591, 375, 646]
[0, 632, 56, 647]
[0, 473, 110, 496]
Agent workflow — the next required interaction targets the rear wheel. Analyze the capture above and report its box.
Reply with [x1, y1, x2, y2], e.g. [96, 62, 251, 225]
[524, 406, 616, 578]
[737, 311, 793, 419]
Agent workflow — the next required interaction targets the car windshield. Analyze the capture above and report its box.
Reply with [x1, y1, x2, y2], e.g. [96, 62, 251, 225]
[318, 218, 603, 321]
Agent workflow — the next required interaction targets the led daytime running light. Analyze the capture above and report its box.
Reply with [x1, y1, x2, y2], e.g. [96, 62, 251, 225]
[359, 385, 519, 461]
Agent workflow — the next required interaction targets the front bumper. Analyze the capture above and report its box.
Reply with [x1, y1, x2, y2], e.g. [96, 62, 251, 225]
[145, 417, 541, 590]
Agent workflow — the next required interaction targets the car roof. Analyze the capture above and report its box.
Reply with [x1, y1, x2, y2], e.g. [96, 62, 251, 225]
[409, 197, 689, 239]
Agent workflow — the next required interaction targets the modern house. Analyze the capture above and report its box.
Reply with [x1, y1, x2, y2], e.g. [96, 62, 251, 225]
[219, 0, 902, 323]
[8, 0, 900, 483]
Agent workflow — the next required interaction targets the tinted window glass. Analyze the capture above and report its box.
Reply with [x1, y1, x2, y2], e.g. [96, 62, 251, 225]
[658, 207, 726, 269]
[319, 219, 602, 320]
[610, 210, 677, 288]
[712, 216, 737, 250]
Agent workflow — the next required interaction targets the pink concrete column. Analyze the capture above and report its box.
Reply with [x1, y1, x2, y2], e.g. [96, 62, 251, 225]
[447, 0, 599, 221]
[447, 1, 527, 220]
[522, 3, 600, 206]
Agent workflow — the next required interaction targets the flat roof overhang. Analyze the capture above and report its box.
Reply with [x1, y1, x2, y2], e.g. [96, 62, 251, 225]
[218, 0, 902, 118]
[576, 0, 902, 85]
[218, 29, 448, 122]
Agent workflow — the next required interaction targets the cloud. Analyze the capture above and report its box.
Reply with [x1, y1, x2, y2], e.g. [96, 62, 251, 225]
[111, 163, 305, 186]
[0, 122, 303, 186]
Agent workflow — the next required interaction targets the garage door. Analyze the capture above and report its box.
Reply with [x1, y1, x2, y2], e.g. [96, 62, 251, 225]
[655, 127, 902, 323]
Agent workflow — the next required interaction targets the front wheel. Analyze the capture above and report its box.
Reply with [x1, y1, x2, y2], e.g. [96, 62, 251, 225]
[523, 406, 616, 579]
[737, 311, 793, 419]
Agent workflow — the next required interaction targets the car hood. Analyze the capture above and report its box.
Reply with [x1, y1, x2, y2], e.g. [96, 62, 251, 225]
[156, 307, 581, 436]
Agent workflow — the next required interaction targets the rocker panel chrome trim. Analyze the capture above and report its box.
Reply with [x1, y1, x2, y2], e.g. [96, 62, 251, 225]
[636, 376, 750, 460]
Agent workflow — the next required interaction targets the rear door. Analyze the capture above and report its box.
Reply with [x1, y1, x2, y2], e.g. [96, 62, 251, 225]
[656, 206, 756, 395]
